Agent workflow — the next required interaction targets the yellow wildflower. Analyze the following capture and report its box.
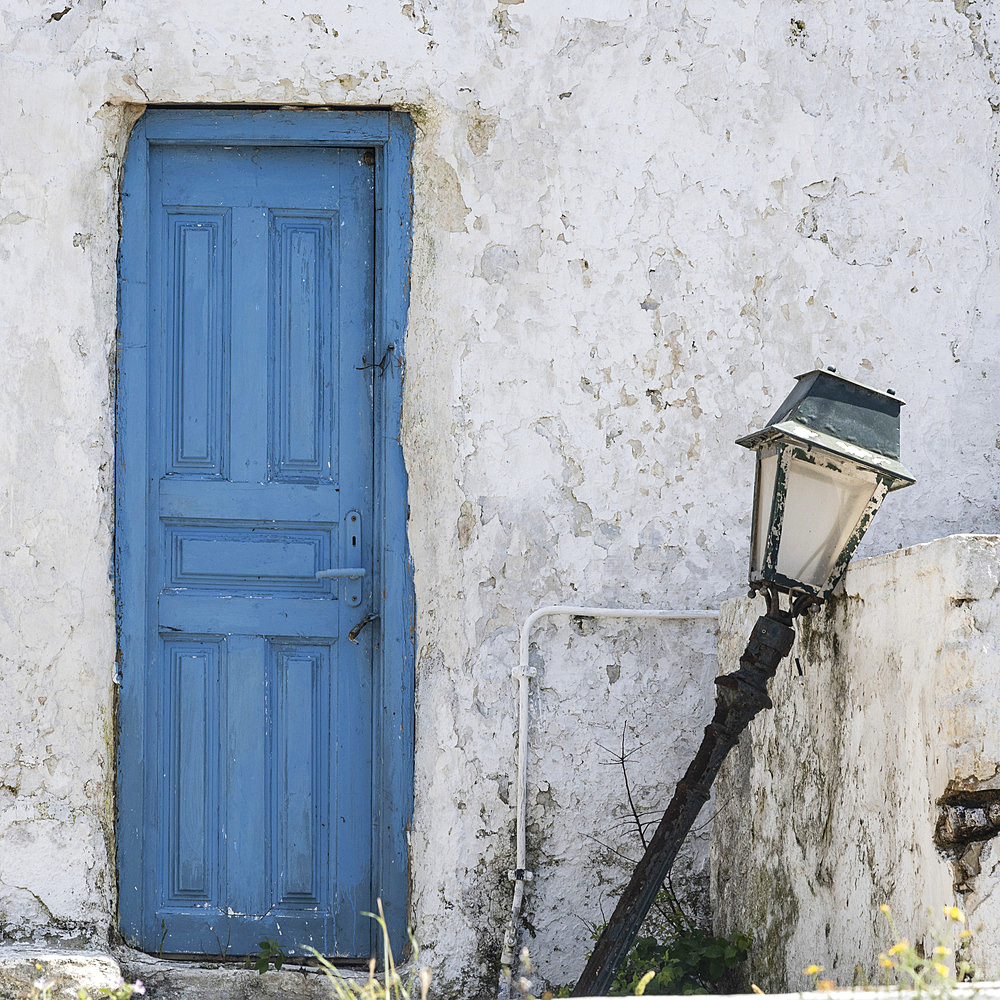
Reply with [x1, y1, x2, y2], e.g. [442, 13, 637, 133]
[803, 965, 824, 976]
[887, 940, 909, 956]
[635, 970, 656, 997]
[943, 906, 966, 923]
[960, 929, 974, 939]
[879, 903, 891, 914]
[934, 963, 950, 978]
[934, 946, 951, 957]
[817, 981, 835, 992]
[878, 954, 896, 969]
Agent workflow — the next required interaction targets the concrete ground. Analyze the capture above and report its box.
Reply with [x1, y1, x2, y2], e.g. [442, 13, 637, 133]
[6, 946, 1000, 1000]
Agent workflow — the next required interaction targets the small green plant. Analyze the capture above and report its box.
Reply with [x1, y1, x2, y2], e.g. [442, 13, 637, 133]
[801, 904, 977, 995]
[245, 938, 286, 974]
[602, 907, 751, 996]
[28, 962, 145, 1000]
[311, 900, 431, 1000]
[95, 982, 147, 1000]
[875, 905, 975, 993]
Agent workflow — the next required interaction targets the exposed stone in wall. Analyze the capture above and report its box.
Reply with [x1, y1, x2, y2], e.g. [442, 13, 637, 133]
[712, 536, 1000, 991]
[1, 0, 1000, 995]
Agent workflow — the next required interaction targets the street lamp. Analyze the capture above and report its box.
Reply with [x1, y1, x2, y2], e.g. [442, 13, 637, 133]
[572, 368, 914, 997]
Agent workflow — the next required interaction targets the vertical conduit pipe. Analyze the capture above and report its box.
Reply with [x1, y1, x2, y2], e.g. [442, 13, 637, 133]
[499, 606, 721, 993]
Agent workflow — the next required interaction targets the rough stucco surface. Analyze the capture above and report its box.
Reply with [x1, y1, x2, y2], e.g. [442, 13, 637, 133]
[712, 536, 1000, 991]
[2, 0, 1000, 994]
[0, 948, 123, 1000]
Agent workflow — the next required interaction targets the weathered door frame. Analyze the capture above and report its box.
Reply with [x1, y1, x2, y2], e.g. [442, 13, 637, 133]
[115, 107, 415, 953]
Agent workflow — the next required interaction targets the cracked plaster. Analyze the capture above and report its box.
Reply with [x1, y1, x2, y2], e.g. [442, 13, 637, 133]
[1, 0, 1000, 994]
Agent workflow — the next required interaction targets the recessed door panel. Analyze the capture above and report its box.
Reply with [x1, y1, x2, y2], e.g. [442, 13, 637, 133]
[164, 638, 220, 904]
[166, 212, 229, 476]
[270, 212, 338, 483]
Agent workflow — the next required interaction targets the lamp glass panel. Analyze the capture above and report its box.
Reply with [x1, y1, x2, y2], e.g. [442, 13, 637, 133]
[775, 452, 878, 590]
[750, 448, 779, 575]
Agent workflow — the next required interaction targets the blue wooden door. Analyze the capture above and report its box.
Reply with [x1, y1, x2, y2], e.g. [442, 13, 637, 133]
[119, 132, 380, 957]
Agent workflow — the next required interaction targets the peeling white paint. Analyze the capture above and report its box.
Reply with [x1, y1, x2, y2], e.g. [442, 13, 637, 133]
[1, 0, 1000, 993]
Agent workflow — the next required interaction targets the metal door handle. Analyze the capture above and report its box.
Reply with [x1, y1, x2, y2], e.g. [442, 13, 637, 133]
[320, 510, 365, 607]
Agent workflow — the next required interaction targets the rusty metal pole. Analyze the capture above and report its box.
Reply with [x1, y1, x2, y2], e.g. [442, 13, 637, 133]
[571, 609, 796, 998]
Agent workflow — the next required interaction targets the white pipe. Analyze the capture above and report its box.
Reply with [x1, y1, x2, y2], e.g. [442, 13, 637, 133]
[499, 605, 721, 979]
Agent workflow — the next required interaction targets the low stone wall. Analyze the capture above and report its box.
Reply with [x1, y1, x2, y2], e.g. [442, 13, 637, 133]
[712, 535, 1000, 991]
[0, 948, 122, 1000]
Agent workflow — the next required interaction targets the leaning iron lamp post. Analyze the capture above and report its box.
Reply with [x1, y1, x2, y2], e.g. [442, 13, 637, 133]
[572, 368, 915, 996]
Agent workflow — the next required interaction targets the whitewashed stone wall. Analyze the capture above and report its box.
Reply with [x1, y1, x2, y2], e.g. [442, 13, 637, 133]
[2, 0, 1000, 994]
[712, 535, 1000, 991]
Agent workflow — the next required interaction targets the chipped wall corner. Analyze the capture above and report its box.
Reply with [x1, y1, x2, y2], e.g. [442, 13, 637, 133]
[712, 535, 1000, 990]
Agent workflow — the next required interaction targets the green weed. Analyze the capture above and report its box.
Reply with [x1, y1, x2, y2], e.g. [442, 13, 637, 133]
[310, 900, 431, 1000]
[609, 921, 751, 995]
[27, 962, 145, 1000]
[245, 937, 286, 974]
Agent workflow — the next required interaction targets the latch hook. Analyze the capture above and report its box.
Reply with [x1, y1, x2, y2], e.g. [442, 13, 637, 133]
[356, 343, 394, 375]
[348, 613, 379, 644]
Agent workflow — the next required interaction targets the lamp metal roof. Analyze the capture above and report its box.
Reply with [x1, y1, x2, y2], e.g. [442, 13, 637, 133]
[736, 368, 915, 489]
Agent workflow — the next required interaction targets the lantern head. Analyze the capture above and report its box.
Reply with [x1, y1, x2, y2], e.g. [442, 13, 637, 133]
[737, 368, 915, 601]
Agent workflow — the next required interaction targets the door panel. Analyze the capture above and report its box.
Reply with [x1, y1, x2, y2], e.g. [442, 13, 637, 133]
[165, 638, 219, 904]
[270, 212, 337, 482]
[125, 140, 376, 957]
